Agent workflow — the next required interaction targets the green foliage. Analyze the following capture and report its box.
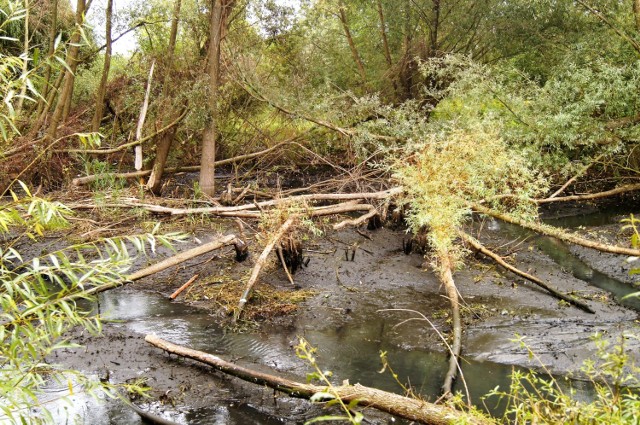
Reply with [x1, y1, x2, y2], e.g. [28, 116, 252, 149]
[393, 125, 546, 258]
[486, 333, 640, 424]
[0, 184, 184, 423]
[295, 338, 364, 425]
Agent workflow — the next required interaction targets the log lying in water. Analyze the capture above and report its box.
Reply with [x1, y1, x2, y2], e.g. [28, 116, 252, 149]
[144, 335, 494, 425]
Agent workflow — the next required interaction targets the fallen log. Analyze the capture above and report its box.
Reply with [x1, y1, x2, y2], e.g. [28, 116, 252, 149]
[235, 217, 296, 321]
[472, 203, 640, 257]
[144, 335, 494, 425]
[459, 231, 595, 314]
[134, 187, 403, 216]
[536, 183, 640, 204]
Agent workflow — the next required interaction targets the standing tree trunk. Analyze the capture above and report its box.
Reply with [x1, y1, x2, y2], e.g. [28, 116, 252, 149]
[199, 0, 235, 197]
[338, 0, 367, 84]
[35, 0, 58, 120]
[146, 0, 182, 194]
[15, 0, 29, 115]
[91, 0, 113, 132]
[634, 0, 640, 31]
[46, 0, 90, 140]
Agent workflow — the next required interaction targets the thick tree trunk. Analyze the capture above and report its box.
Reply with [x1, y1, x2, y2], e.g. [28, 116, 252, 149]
[147, 0, 183, 194]
[91, 0, 113, 132]
[338, 0, 367, 83]
[200, 0, 235, 196]
[438, 253, 461, 396]
[144, 335, 494, 425]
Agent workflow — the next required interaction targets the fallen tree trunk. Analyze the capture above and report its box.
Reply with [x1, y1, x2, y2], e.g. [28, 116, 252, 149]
[144, 335, 494, 425]
[472, 203, 640, 257]
[459, 231, 595, 314]
[135, 187, 403, 215]
[235, 217, 296, 321]
[536, 183, 640, 204]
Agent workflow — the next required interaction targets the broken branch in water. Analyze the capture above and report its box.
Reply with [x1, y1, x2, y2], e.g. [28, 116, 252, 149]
[472, 203, 640, 257]
[144, 335, 494, 425]
[459, 231, 595, 313]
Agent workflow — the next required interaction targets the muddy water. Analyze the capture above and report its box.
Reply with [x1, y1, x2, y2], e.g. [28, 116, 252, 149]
[65, 287, 593, 424]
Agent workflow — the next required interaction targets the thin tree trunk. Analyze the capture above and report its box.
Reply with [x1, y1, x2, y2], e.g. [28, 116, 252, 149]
[429, 0, 440, 54]
[15, 0, 29, 115]
[338, 0, 367, 83]
[47, 0, 89, 140]
[145, 335, 493, 425]
[91, 0, 113, 132]
[633, 0, 640, 31]
[376, 0, 393, 67]
[147, 0, 183, 194]
[134, 61, 156, 172]
[235, 216, 296, 321]
[36, 0, 58, 119]
[200, 0, 235, 197]
[459, 231, 595, 313]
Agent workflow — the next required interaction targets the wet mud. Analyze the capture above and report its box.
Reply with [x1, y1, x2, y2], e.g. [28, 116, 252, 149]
[48, 201, 640, 424]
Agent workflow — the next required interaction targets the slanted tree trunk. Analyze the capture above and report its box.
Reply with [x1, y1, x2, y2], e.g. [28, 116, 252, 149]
[47, 0, 91, 140]
[200, 0, 235, 197]
[91, 0, 113, 132]
[438, 252, 461, 396]
[147, 0, 182, 194]
[338, 0, 367, 84]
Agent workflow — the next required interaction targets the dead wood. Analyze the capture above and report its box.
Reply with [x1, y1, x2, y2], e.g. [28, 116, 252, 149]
[439, 255, 462, 397]
[128, 234, 246, 281]
[1, 234, 245, 329]
[459, 231, 595, 314]
[472, 203, 640, 257]
[60, 109, 188, 155]
[333, 205, 379, 230]
[545, 153, 604, 199]
[72, 139, 298, 186]
[134, 187, 403, 215]
[144, 335, 494, 425]
[169, 274, 199, 300]
[235, 217, 296, 321]
[134, 61, 155, 172]
[536, 183, 640, 204]
[129, 403, 181, 425]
